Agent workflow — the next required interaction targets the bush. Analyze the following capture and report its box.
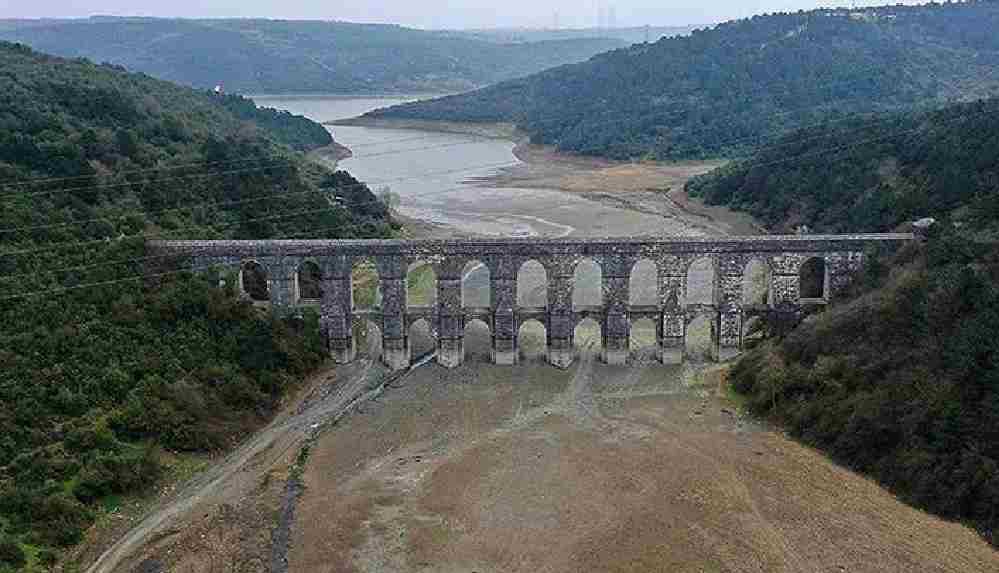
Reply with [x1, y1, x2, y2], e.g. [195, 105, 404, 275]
[0, 536, 25, 568]
[732, 236, 999, 546]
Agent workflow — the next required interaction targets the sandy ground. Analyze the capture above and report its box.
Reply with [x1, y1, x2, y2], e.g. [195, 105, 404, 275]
[290, 330, 999, 573]
[333, 117, 761, 237]
[476, 142, 761, 237]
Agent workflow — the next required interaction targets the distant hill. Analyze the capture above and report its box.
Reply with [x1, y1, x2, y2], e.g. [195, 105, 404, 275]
[0, 42, 391, 565]
[0, 17, 626, 94]
[369, 1, 999, 160]
[686, 96, 999, 233]
[448, 25, 696, 45]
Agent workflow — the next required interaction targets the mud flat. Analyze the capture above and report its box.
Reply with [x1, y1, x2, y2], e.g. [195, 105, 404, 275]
[329, 117, 519, 140]
[331, 116, 760, 237]
[310, 141, 354, 163]
[290, 341, 999, 573]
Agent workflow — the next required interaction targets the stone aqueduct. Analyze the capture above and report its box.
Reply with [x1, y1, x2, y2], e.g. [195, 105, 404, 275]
[150, 235, 913, 370]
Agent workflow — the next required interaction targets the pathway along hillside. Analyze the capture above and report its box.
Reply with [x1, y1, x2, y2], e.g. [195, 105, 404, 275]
[79, 148, 999, 573]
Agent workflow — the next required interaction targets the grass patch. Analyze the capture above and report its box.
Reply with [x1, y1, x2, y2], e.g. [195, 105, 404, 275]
[406, 264, 436, 306]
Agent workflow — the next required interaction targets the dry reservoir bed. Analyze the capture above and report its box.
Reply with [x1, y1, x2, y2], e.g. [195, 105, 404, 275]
[289, 325, 998, 573]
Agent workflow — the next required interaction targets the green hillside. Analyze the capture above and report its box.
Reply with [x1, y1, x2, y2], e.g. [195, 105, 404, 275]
[0, 17, 626, 95]
[690, 93, 999, 546]
[369, 1, 999, 160]
[686, 97, 999, 233]
[0, 42, 392, 569]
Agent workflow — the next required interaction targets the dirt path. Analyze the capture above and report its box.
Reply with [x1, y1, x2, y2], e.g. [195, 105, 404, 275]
[81, 360, 381, 573]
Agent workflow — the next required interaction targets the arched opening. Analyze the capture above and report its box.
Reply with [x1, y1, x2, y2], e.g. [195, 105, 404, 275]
[518, 319, 547, 362]
[686, 257, 716, 306]
[517, 260, 547, 308]
[463, 319, 492, 363]
[408, 318, 435, 361]
[741, 313, 766, 350]
[799, 257, 826, 300]
[461, 260, 491, 308]
[407, 261, 437, 308]
[297, 260, 323, 303]
[573, 317, 603, 354]
[685, 314, 715, 362]
[629, 318, 658, 360]
[240, 261, 269, 302]
[351, 260, 381, 310]
[352, 318, 382, 360]
[742, 258, 771, 306]
[572, 258, 602, 310]
[629, 259, 658, 307]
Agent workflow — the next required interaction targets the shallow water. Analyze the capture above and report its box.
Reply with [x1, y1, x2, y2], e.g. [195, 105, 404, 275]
[252, 95, 694, 238]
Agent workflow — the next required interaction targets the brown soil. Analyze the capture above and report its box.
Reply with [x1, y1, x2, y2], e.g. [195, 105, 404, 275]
[480, 142, 762, 236]
[79, 361, 383, 573]
[331, 117, 762, 236]
[289, 345, 999, 572]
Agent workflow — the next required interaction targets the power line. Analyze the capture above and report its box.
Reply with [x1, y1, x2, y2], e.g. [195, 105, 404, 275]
[2, 98, 992, 262]
[0, 159, 518, 262]
[0, 179, 497, 301]
[2, 95, 992, 252]
[0, 161, 296, 201]
[0, 155, 287, 189]
[0, 103, 969, 298]
[0, 158, 516, 235]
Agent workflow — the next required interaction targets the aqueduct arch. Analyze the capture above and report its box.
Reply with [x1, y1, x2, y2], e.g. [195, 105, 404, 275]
[152, 234, 910, 371]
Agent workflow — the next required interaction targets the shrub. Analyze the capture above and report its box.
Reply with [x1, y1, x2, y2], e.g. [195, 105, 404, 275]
[0, 536, 26, 568]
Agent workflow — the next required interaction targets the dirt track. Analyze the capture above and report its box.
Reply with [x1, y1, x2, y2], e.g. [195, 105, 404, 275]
[289, 335, 999, 572]
[81, 360, 383, 573]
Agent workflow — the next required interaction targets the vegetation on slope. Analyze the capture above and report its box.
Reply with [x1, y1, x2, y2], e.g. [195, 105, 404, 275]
[732, 231, 999, 546]
[686, 97, 999, 232]
[692, 92, 999, 544]
[370, 1, 999, 160]
[0, 17, 626, 95]
[216, 94, 333, 152]
[0, 42, 392, 568]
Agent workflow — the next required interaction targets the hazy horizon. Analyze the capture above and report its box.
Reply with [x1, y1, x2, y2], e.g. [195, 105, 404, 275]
[4, 0, 935, 30]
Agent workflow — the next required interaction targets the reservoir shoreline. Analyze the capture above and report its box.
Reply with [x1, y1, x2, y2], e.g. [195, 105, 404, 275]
[331, 114, 763, 236]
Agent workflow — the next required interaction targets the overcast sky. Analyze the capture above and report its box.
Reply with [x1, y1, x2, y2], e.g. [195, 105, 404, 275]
[2, 0, 935, 29]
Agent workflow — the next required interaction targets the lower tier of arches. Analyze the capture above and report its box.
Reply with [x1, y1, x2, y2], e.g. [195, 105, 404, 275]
[325, 308, 799, 371]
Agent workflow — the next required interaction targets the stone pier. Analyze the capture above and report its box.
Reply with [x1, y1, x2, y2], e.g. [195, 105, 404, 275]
[150, 234, 910, 370]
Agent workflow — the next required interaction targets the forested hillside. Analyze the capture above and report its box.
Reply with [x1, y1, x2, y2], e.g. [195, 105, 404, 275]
[369, 1, 999, 160]
[0, 42, 392, 569]
[694, 94, 999, 546]
[0, 17, 625, 94]
[686, 97, 999, 232]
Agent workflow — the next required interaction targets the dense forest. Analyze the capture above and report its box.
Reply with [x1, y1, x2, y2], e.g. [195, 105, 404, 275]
[699, 94, 999, 546]
[370, 1, 999, 160]
[686, 97, 999, 232]
[0, 17, 625, 95]
[0, 42, 392, 570]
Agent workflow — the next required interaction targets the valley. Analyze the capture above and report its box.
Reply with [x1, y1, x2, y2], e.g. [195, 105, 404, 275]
[3, 2, 999, 571]
[73, 95, 999, 573]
